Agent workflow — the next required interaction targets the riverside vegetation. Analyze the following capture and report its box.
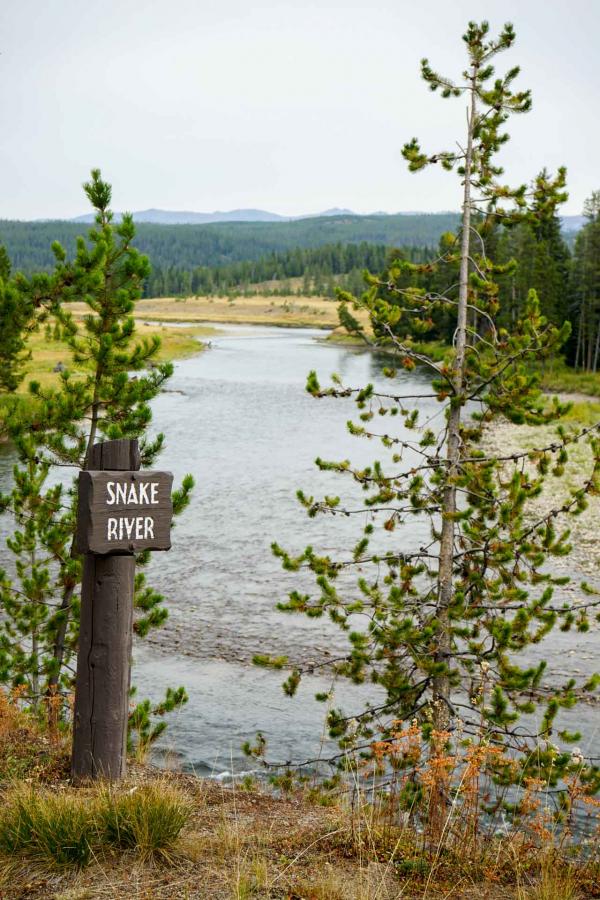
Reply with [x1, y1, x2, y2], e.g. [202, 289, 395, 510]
[1, 689, 600, 898]
[0, 18, 600, 900]
[258, 15, 600, 888]
[0, 170, 193, 748]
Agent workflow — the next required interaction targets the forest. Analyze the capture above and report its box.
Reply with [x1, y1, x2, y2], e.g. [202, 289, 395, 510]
[0, 211, 459, 274]
[376, 183, 600, 371]
[2, 189, 599, 369]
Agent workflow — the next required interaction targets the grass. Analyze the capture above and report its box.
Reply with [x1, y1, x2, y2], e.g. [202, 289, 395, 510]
[539, 359, 600, 398]
[17, 320, 213, 392]
[114, 294, 365, 329]
[0, 787, 96, 869]
[0, 781, 191, 875]
[0, 734, 598, 900]
[99, 783, 191, 861]
[559, 398, 600, 424]
[0, 783, 595, 898]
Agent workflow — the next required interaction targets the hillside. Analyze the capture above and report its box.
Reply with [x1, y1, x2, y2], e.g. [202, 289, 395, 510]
[0, 212, 461, 273]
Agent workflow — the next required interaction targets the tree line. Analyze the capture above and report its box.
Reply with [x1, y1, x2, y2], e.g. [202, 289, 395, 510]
[1, 191, 597, 369]
[144, 242, 431, 298]
[354, 183, 599, 372]
[0, 212, 460, 274]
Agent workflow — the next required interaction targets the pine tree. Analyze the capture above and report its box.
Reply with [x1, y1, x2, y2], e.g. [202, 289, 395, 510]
[0, 244, 11, 281]
[494, 168, 571, 332]
[0, 171, 192, 736]
[571, 191, 600, 371]
[0, 243, 88, 400]
[266, 22, 600, 819]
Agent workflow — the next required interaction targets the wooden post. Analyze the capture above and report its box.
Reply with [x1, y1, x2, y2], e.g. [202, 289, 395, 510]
[71, 438, 140, 782]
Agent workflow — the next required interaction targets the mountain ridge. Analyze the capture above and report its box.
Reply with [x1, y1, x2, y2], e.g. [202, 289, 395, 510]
[68, 207, 585, 233]
[69, 206, 454, 225]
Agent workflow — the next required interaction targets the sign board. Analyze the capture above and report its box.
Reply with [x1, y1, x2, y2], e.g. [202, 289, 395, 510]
[76, 469, 173, 555]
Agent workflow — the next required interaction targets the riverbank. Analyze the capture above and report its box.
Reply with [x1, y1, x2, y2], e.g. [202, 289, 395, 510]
[15, 320, 214, 391]
[1, 708, 598, 900]
[119, 295, 369, 329]
[326, 330, 600, 399]
[483, 401, 600, 585]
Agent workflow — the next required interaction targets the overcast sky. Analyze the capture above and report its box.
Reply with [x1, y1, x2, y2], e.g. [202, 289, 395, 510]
[1, 0, 597, 219]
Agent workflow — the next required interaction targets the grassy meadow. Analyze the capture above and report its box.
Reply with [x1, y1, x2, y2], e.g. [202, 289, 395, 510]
[123, 294, 363, 329]
[16, 320, 214, 392]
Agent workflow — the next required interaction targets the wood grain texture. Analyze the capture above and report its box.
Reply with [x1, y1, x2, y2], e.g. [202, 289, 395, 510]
[76, 470, 173, 554]
[72, 438, 140, 782]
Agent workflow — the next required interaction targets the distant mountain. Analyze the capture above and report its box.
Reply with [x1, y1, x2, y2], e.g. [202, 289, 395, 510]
[69, 206, 459, 225]
[71, 207, 290, 225]
[5, 208, 587, 277]
[313, 207, 356, 217]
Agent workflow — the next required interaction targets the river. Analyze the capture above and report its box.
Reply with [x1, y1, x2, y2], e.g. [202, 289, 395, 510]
[0, 324, 598, 779]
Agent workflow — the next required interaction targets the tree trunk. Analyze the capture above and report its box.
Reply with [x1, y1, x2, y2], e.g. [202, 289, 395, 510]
[71, 438, 140, 782]
[432, 79, 476, 732]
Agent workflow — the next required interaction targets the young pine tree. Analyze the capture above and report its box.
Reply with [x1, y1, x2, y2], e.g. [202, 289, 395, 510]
[266, 22, 600, 818]
[0, 171, 192, 736]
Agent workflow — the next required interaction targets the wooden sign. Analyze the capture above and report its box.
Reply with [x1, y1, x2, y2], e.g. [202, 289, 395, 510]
[76, 470, 173, 555]
[72, 439, 177, 783]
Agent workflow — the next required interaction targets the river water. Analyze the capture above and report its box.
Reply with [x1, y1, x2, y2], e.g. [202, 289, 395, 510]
[135, 323, 434, 774]
[0, 324, 598, 778]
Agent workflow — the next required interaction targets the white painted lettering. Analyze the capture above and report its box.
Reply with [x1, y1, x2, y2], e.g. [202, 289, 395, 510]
[115, 483, 128, 505]
[135, 517, 143, 539]
[107, 518, 118, 540]
[106, 482, 116, 505]
[123, 518, 134, 539]
[127, 483, 137, 504]
[144, 517, 155, 539]
[151, 483, 159, 504]
[138, 483, 150, 504]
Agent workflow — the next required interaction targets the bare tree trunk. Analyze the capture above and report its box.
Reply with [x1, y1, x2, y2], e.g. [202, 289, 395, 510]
[511, 279, 517, 327]
[574, 297, 584, 371]
[433, 79, 476, 732]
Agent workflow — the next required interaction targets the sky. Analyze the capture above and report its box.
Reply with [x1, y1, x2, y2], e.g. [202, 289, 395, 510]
[1, 0, 598, 219]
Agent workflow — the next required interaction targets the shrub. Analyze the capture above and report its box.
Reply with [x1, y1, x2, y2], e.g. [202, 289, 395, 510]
[0, 788, 94, 868]
[98, 783, 190, 860]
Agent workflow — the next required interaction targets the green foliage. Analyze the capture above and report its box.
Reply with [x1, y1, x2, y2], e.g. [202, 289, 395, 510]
[0, 238, 86, 397]
[269, 21, 600, 817]
[128, 685, 189, 758]
[0, 171, 192, 737]
[98, 783, 190, 860]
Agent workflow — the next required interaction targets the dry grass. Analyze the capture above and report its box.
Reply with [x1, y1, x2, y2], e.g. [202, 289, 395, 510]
[17, 320, 213, 391]
[0, 766, 598, 899]
[0, 689, 70, 782]
[117, 294, 367, 328]
[0, 703, 599, 898]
